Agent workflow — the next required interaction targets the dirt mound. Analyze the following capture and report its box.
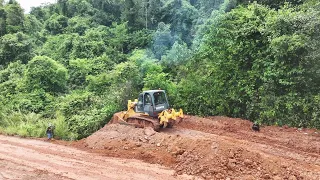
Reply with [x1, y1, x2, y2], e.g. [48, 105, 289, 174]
[79, 116, 320, 179]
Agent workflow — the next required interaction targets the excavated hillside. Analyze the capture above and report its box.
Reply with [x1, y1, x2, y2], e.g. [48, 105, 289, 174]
[74, 115, 320, 179]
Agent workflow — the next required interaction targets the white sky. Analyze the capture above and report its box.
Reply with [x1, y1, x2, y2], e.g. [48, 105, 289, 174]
[16, 0, 57, 13]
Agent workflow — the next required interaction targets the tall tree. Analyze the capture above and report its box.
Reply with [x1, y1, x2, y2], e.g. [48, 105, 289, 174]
[123, 0, 137, 30]
[44, 13, 68, 35]
[25, 56, 68, 94]
[0, 5, 6, 36]
[4, 0, 24, 33]
[148, 0, 162, 29]
[57, 0, 68, 16]
[161, 0, 198, 45]
[237, 0, 305, 9]
[0, 32, 33, 65]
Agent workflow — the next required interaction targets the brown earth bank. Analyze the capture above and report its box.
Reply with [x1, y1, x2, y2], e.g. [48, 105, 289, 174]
[73, 115, 320, 180]
[1, 115, 320, 180]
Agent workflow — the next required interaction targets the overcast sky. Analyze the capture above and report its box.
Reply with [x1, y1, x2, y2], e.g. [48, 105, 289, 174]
[16, 0, 56, 13]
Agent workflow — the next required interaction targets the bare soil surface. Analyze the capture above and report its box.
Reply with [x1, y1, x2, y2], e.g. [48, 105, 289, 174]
[0, 135, 195, 180]
[82, 115, 320, 179]
[1, 115, 320, 180]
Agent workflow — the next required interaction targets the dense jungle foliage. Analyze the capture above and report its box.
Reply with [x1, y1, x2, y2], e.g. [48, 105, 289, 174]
[0, 0, 319, 139]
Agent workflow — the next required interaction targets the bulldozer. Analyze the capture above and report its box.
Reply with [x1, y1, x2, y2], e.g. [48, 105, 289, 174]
[109, 90, 184, 131]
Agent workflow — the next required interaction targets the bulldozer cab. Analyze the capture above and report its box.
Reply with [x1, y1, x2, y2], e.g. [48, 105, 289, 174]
[136, 90, 170, 117]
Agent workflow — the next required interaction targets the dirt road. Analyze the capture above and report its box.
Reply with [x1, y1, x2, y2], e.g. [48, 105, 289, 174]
[0, 135, 195, 180]
[1, 115, 320, 179]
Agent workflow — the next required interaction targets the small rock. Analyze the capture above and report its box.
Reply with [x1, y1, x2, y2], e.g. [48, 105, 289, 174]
[215, 173, 223, 179]
[243, 175, 255, 180]
[172, 149, 185, 156]
[288, 175, 297, 180]
[201, 173, 206, 178]
[273, 176, 282, 180]
[144, 127, 156, 136]
[262, 174, 271, 179]
[227, 162, 236, 170]
[244, 159, 252, 166]
[229, 151, 235, 158]
[156, 143, 161, 147]
[135, 142, 142, 147]
[226, 177, 231, 180]
[228, 158, 237, 163]
[123, 146, 129, 150]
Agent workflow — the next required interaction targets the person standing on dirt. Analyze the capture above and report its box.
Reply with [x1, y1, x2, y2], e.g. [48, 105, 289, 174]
[46, 124, 55, 140]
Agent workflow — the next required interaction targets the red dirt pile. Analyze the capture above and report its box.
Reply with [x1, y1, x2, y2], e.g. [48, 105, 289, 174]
[79, 115, 320, 179]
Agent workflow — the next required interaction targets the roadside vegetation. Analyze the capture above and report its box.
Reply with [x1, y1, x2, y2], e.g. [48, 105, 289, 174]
[0, 0, 319, 139]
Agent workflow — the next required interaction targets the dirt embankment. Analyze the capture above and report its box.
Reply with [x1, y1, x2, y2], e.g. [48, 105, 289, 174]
[81, 115, 320, 179]
[1, 115, 320, 180]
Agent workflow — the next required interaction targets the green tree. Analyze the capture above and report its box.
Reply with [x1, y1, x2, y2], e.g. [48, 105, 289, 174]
[44, 13, 68, 35]
[65, 0, 94, 17]
[0, 5, 6, 36]
[178, 2, 320, 127]
[123, 0, 136, 29]
[0, 61, 25, 98]
[57, 0, 68, 16]
[152, 22, 173, 59]
[108, 22, 129, 53]
[238, 0, 305, 9]
[30, 6, 50, 22]
[70, 30, 106, 59]
[23, 14, 43, 36]
[160, 0, 198, 45]
[66, 16, 91, 35]
[148, 0, 163, 29]
[161, 41, 191, 69]
[4, 0, 24, 33]
[25, 56, 68, 94]
[0, 32, 33, 65]
[40, 33, 79, 65]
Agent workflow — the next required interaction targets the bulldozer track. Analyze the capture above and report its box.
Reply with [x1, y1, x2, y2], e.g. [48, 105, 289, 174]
[127, 115, 161, 131]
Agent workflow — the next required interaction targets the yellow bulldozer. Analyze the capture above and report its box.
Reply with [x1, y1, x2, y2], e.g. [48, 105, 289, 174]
[109, 90, 184, 131]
